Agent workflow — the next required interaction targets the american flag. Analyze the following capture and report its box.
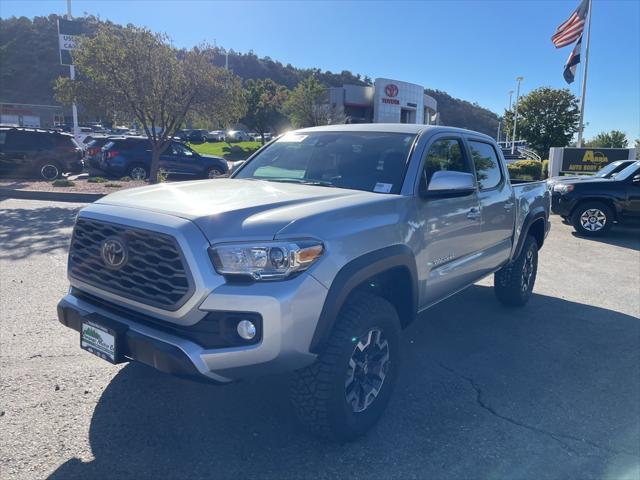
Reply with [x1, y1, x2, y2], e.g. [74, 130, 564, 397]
[552, 0, 589, 48]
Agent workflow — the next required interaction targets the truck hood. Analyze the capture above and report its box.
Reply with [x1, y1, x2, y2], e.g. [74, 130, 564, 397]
[96, 178, 391, 242]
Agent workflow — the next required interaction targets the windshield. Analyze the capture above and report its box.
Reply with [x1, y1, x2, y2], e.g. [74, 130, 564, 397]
[595, 161, 628, 178]
[612, 161, 640, 181]
[234, 131, 416, 194]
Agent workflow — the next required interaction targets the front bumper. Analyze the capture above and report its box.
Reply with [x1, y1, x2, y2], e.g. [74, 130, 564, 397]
[58, 270, 327, 383]
[551, 193, 574, 217]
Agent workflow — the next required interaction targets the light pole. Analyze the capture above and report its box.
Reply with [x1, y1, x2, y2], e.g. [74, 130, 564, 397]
[511, 77, 523, 155]
[505, 90, 514, 146]
[66, 0, 79, 139]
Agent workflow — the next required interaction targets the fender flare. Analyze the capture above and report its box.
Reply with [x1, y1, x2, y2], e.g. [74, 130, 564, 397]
[513, 208, 547, 259]
[309, 244, 418, 354]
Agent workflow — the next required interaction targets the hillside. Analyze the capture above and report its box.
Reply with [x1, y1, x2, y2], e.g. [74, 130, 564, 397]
[0, 15, 499, 135]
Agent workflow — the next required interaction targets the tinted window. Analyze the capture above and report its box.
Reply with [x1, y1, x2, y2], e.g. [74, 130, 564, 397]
[235, 132, 415, 194]
[422, 138, 470, 184]
[468, 141, 502, 190]
[0, 131, 6, 145]
[4, 131, 32, 149]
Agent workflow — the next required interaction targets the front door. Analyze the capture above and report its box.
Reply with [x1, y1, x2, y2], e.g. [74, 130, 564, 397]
[623, 165, 640, 221]
[467, 138, 516, 274]
[161, 143, 200, 175]
[414, 136, 483, 307]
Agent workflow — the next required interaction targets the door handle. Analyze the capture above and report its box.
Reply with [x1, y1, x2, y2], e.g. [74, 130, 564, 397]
[504, 202, 515, 210]
[467, 207, 481, 220]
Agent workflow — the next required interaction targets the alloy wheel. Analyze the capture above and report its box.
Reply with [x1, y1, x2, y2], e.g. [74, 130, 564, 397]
[345, 328, 390, 413]
[130, 167, 147, 180]
[40, 164, 60, 180]
[208, 168, 223, 179]
[580, 208, 606, 232]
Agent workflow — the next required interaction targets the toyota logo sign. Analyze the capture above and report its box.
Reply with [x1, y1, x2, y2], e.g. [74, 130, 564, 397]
[100, 237, 128, 270]
[384, 84, 399, 97]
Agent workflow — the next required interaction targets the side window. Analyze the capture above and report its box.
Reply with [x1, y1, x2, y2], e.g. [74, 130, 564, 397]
[5, 131, 31, 149]
[0, 132, 6, 146]
[422, 138, 470, 186]
[468, 141, 502, 190]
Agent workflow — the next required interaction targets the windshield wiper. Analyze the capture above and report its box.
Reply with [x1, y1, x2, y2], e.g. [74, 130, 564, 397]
[263, 178, 337, 187]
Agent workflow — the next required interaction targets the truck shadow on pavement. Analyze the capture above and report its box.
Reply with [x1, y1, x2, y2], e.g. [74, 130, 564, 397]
[0, 206, 80, 260]
[48, 285, 640, 480]
[570, 225, 640, 251]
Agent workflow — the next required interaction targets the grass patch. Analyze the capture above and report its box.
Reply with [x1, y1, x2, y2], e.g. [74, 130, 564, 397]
[87, 176, 109, 183]
[104, 183, 122, 188]
[189, 141, 261, 160]
[52, 179, 75, 187]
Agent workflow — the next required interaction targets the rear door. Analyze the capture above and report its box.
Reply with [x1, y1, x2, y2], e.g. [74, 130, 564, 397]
[467, 138, 515, 271]
[414, 135, 483, 307]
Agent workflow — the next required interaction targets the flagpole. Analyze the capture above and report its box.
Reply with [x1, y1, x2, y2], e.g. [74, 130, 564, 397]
[577, 0, 592, 147]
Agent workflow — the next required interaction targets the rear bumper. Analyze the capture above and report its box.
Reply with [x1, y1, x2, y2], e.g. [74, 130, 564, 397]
[66, 160, 85, 173]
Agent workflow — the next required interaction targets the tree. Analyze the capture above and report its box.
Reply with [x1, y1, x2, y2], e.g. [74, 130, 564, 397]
[54, 24, 245, 182]
[283, 76, 346, 128]
[502, 87, 579, 157]
[585, 130, 629, 148]
[242, 79, 288, 143]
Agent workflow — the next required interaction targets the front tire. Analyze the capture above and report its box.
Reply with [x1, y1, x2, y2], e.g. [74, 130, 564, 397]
[205, 166, 225, 179]
[494, 235, 538, 307]
[127, 164, 148, 180]
[290, 292, 401, 441]
[38, 161, 62, 180]
[571, 201, 613, 237]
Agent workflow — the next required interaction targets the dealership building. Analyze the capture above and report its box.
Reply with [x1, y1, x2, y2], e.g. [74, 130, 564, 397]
[329, 78, 439, 125]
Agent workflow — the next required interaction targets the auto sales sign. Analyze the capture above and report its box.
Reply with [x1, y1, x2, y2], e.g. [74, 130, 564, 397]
[561, 148, 632, 173]
[57, 18, 83, 66]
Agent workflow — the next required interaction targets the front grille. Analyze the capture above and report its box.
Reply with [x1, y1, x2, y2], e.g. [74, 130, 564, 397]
[69, 218, 193, 310]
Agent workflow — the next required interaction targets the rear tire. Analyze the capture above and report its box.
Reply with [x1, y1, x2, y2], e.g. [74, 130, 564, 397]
[205, 166, 225, 179]
[127, 164, 148, 180]
[290, 292, 401, 441]
[571, 201, 613, 237]
[38, 161, 62, 180]
[494, 235, 538, 307]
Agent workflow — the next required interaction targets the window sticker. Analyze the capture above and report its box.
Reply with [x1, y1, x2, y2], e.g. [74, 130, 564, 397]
[374, 182, 393, 193]
[279, 133, 308, 143]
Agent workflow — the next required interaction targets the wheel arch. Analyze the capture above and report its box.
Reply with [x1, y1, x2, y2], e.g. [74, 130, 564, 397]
[514, 209, 547, 259]
[309, 244, 418, 354]
[569, 197, 618, 221]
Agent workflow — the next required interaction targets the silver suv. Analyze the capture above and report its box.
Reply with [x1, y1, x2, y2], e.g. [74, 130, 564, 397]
[58, 124, 550, 440]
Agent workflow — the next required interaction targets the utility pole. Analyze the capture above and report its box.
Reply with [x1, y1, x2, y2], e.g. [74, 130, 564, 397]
[505, 90, 514, 146]
[66, 0, 79, 139]
[577, 0, 593, 147]
[511, 77, 523, 155]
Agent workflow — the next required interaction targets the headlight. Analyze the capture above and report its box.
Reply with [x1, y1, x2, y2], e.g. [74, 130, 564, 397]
[209, 240, 324, 281]
[553, 184, 574, 194]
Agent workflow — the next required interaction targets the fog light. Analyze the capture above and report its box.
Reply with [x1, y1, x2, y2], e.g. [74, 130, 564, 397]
[237, 320, 257, 340]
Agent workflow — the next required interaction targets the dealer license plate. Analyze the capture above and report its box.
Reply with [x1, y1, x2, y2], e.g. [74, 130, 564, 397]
[81, 320, 117, 364]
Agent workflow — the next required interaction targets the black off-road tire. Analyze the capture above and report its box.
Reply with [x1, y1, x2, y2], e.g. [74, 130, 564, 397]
[290, 292, 401, 441]
[494, 234, 539, 307]
[571, 201, 613, 237]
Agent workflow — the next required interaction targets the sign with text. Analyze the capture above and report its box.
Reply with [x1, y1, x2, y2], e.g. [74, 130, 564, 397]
[561, 148, 632, 173]
[57, 18, 83, 66]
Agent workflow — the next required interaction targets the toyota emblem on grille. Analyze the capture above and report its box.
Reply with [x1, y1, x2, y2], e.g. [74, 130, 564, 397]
[100, 237, 127, 270]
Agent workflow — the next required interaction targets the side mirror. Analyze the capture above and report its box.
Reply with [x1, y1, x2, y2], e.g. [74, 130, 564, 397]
[421, 170, 476, 198]
[632, 174, 640, 183]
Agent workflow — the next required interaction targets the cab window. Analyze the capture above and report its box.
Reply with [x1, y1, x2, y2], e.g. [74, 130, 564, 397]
[421, 138, 471, 190]
[468, 140, 502, 190]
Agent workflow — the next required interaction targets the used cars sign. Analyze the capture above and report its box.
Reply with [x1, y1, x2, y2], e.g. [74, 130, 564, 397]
[57, 18, 83, 66]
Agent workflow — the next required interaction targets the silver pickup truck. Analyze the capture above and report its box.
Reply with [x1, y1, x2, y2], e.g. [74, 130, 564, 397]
[57, 124, 550, 440]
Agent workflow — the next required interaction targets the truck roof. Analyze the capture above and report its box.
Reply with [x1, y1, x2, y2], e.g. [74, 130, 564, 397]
[295, 123, 495, 141]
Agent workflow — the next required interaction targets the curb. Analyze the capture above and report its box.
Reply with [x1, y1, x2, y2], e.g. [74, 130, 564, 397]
[0, 188, 104, 203]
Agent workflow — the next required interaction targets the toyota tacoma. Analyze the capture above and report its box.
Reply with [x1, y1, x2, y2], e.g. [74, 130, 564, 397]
[58, 124, 550, 440]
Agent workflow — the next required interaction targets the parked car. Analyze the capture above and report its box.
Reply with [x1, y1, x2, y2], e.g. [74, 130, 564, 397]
[58, 124, 550, 440]
[207, 130, 226, 142]
[185, 129, 208, 144]
[84, 136, 124, 172]
[551, 160, 640, 236]
[0, 126, 83, 180]
[99, 137, 228, 180]
[226, 129, 251, 142]
[547, 159, 636, 188]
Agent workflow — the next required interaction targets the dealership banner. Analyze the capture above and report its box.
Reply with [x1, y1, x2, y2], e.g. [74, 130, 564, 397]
[561, 148, 632, 173]
[57, 18, 83, 66]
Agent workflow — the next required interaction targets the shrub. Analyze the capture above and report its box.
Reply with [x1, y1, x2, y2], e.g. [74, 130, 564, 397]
[51, 179, 75, 187]
[119, 176, 132, 182]
[104, 183, 122, 188]
[87, 176, 108, 183]
[508, 159, 542, 180]
[542, 159, 549, 179]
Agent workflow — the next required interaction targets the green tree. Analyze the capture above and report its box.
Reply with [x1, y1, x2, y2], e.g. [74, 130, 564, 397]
[502, 87, 579, 157]
[283, 76, 345, 128]
[585, 130, 629, 148]
[54, 24, 245, 182]
[242, 79, 288, 143]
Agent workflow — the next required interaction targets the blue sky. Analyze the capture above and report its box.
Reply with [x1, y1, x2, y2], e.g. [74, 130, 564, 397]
[2, 0, 639, 141]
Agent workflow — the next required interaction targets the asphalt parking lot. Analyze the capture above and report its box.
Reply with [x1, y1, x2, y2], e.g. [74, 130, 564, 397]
[1, 197, 638, 480]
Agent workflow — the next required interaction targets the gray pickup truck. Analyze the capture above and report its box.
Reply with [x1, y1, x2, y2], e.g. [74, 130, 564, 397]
[58, 124, 550, 440]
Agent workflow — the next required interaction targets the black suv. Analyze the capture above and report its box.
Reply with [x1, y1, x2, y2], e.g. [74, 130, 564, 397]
[0, 126, 84, 180]
[552, 160, 640, 236]
[99, 137, 228, 180]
